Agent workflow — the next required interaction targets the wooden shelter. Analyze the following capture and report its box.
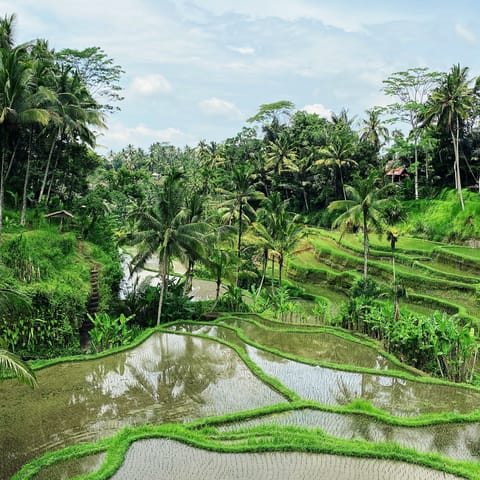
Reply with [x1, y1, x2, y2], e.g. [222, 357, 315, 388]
[386, 167, 409, 182]
[44, 210, 74, 231]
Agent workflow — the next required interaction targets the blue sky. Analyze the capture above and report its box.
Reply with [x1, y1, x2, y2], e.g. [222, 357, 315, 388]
[4, 0, 480, 153]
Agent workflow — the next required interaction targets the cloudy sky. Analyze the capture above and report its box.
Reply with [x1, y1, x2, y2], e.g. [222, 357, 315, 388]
[4, 0, 480, 153]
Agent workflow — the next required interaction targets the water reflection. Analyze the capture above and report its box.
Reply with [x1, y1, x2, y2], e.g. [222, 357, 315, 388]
[245, 344, 480, 417]
[0, 332, 285, 479]
[175, 322, 480, 418]
[221, 409, 480, 462]
[220, 317, 398, 370]
[112, 438, 462, 480]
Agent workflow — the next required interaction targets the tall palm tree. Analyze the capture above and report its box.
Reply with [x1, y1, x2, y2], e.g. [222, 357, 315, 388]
[0, 46, 49, 233]
[265, 132, 298, 176]
[132, 170, 208, 325]
[386, 227, 400, 320]
[253, 193, 304, 289]
[360, 108, 389, 153]
[328, 172, 391, 286]
[218, 163, 261, 261]
[253, 192, 288, 292]
[38, 67, 104, 204]
[315, 130, 357, 200]
[423, 64, 476, 211]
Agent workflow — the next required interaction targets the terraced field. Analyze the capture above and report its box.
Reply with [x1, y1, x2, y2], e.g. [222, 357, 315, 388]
[8, 312, 480, 480]
[288, 228, 480, 324]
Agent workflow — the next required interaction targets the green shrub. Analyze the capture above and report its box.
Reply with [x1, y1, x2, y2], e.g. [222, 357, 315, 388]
[88, 312, 135, 352]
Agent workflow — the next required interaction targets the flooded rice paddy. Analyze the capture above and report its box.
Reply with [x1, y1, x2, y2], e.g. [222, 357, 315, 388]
[0, 332, 285, 479]
[3, 316, 480, 479]
[111, 439, 462, 480]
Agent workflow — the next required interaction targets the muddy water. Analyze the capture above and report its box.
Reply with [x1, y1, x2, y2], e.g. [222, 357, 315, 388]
[32, 453, 106, 480]
[247, 345, 480, 417]
[218, 317, 399, 370]
[171, 323, 480, 417]
[112, 439, 462, 480]
[0, 333, 285, 479]
[221, 409, 480, 462]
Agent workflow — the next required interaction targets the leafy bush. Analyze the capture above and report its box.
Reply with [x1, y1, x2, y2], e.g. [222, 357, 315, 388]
[88, 312, 135, 352]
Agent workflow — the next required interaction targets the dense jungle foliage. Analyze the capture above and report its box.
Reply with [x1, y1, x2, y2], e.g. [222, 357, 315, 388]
[2, 12, 480, 384]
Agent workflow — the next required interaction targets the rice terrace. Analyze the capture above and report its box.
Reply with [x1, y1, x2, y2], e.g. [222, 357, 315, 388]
[3, 4, 480, 480]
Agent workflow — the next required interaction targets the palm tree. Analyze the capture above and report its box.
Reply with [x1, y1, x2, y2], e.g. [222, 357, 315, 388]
[132, 170, 208, 325]
[252, 192, 288, 292]
[217, 163, 261, 261]
[386, 227, 400, 320]
[328, 172, 391, 286]
[0, 285, 36, 387]
[0, 46, 43, 233]
[274, 214, 305, 287]
[37, 67, 104, 204]
[423, 64, 476, 211]
[265, 132, 298, 176]
[253, 193, 304, 289]
[315, 130, 357, 200]
[203, 246, 237, 303]
[360, 108, 389, 153]
[0, 345, 37, 387]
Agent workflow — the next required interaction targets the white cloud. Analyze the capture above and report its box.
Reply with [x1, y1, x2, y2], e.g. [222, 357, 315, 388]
[455, 23, 477, 45]
[98, 122, 193, 150]
[302, 103, 332, 119]
[199, 97, 242, 118]
[130, 74, 172, 95]
[228, 46, 255, 55]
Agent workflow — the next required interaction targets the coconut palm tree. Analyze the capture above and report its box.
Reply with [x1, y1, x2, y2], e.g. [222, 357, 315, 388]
[328, 171, 391, 286]
[423, 64, 476, 211]
[0, 44, 53, 232]
[252, 192, 289, 292]
[253, 193, 304, 289]
[132, 170, 209, 325]
[360, 108, 389, 153]
[0, 345, 37, 387]
[315, 130, 357, 200]
[37, 67, 104, 205]
[217, 163, 261, 261]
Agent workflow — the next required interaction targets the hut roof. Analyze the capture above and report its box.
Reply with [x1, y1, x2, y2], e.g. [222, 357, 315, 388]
[386, 167, 408, 177]
[44, 210, 74, 219]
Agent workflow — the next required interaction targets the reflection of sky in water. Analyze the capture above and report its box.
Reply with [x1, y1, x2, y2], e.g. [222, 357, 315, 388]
[112, 439, 462, 480]
[221, 409, 480, 462]
[0, 332, 284, 479]
[220, 317, 399, 370]
[245, 345, 480, 417]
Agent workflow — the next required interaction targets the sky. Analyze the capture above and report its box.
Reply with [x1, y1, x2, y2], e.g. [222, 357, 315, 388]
[4, 0, 480, 153]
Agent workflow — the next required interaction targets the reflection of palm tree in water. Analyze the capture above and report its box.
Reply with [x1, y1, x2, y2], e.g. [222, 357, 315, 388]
[83, 334, 236, 405]
[333, 373, 419, 417]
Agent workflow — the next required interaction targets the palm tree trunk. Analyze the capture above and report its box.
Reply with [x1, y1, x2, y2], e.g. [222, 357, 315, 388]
[0, 148, 5, 236]
[45, 151, 60, 205]
[38, 127, 59, 203]
[0, 136, 19, 235]
[414, 137, 419, 200]
[236, 201, 243, 286]
[278, 254, 283, 287]
[156, 248, 169, 326]
[339, 166, 347, 200]
[256, 248, 268, 297]
[184, 258, 194, 295]
[452, 120, 465, 211]
[20, 130, 34, 227]
[363, 210, 369, 286]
